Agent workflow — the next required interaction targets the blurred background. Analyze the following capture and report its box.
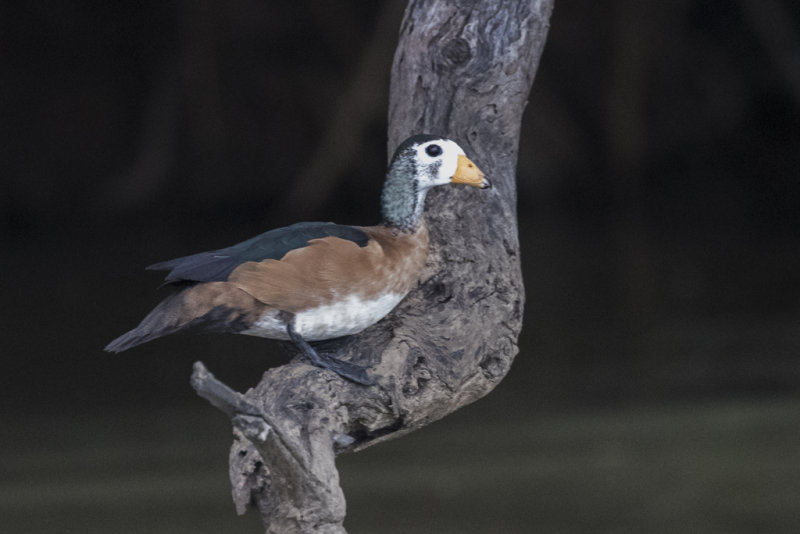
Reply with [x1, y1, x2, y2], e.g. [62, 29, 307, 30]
[3, 1, 799, 532]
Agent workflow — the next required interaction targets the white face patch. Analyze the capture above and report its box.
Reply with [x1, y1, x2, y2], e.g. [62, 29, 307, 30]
[414, 139, 466, 190]
[241, 292, 405, 342]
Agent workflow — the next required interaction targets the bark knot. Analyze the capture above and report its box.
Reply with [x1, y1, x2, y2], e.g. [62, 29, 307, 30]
[440, 37, 472, 66]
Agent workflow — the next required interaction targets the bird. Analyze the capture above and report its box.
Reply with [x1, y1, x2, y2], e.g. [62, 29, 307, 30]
[105, 134, 490, 385]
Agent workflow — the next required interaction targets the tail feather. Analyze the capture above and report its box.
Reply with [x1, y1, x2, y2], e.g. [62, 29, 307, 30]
[105, 291, 189, 352]
[105, 283, 264, 353]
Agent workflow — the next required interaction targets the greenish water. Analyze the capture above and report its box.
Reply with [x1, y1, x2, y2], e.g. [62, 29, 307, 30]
[3, 397, 799, 533]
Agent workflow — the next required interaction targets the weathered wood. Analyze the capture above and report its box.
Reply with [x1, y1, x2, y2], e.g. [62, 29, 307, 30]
[192, 1, 553, 532]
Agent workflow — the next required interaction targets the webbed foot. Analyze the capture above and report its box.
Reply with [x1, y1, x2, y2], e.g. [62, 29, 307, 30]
[286, 324, 374, 386]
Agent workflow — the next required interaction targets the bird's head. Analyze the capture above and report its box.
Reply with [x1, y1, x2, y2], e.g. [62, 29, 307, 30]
[382, 135, 490, 230]
[389, 135, 490, 191]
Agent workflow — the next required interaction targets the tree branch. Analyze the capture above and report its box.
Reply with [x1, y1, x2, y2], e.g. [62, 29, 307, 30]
[192, 2, 553, 532]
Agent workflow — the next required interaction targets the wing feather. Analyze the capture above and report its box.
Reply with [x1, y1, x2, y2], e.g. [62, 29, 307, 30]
[147, 222, 368, 284]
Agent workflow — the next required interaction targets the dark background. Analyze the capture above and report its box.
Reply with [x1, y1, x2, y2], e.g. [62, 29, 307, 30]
[3, 1, 799, 532]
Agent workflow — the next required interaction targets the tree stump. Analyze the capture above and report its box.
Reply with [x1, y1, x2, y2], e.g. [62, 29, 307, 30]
[191, 1, 554, 532]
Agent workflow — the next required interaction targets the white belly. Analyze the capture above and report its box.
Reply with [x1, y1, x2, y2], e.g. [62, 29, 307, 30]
[241, 292, 405, 341]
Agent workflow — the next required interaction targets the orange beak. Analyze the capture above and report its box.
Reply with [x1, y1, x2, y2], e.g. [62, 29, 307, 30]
[451, 155, 490, 189]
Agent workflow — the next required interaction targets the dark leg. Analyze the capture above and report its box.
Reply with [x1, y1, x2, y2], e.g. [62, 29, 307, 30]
[286, 324, 374, 386]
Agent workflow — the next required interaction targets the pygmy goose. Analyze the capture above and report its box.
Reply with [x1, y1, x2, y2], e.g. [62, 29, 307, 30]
[106, 135, 490, 384]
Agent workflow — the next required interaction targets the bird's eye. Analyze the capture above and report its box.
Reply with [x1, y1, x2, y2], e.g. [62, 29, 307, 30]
[425, 144, 443, 157]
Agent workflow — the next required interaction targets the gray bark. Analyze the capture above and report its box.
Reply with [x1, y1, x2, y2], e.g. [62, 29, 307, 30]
[191, 1, 553, 532]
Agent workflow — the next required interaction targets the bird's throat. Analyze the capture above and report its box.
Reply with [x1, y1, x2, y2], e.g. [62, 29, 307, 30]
[380, 167, 427, 231]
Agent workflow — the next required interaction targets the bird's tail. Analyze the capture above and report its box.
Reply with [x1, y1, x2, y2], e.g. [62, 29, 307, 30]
[104, 290, 190, 352]
[105, 283, 262, 353]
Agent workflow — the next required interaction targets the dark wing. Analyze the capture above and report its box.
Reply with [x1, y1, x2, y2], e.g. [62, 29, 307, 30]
[147, 222, 369, 284]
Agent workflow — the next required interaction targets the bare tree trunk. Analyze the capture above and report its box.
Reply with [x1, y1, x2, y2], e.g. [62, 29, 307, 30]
[191, 1, 553, 532]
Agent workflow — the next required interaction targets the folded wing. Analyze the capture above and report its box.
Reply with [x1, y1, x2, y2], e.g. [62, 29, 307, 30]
[148, 222, 369, 284]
